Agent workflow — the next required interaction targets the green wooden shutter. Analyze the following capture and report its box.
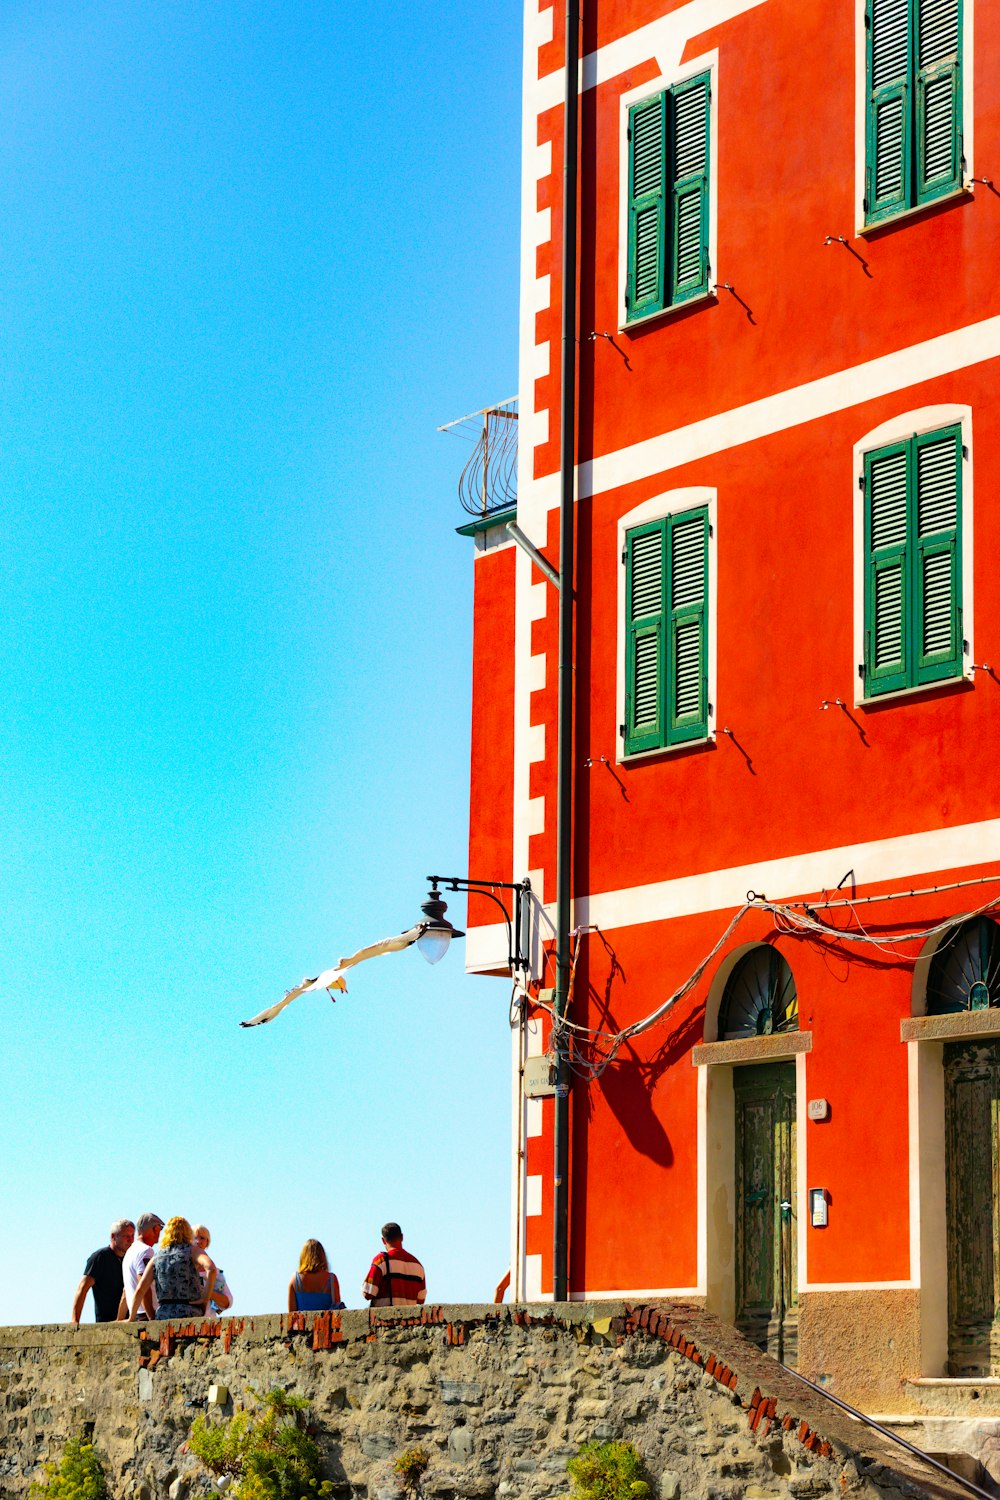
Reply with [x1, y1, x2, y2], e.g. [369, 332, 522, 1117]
[865, 443, 910, 694]
[915, 425, 962, 682]
[865, 426, 963, 698]
[669, 74, 710, 304]
[915, 0, 962, 203]
[627, 95, 666, 321]
[866, 0, 912, 221]
[667, 509, 708, 741]
[625, 522, 666, 753]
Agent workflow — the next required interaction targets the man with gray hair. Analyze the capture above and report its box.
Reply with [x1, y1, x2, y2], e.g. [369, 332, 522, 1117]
[120, 1213, 164, 1319]
[71, 1219, 134, 1324]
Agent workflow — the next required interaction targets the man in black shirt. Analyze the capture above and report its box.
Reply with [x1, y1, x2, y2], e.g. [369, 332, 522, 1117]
[71, 1220, 135, 1324]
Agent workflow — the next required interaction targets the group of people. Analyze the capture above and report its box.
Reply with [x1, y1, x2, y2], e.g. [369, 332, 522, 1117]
[72, 1217, 424, 1324]
[71, 1215, 232, 1324]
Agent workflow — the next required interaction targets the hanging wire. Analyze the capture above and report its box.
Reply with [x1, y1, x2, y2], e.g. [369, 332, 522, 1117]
[550, 925, 590, 1051]
[527, 882, 1000, 1080]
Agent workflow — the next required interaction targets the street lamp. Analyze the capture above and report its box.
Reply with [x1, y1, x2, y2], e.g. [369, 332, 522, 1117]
[417, 876, 532, 974]
[239, 877, 530, 1030]
[416, 884, 465, 965]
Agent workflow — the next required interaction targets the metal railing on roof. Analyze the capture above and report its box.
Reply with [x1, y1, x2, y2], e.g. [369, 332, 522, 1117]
[439, 396, 518, 520]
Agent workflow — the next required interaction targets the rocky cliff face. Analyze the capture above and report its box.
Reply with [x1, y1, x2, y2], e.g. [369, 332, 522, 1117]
[0, 1301, 970, 1500]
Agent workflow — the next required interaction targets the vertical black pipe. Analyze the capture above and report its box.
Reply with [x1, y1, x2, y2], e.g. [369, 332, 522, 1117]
[553, 0, 580, 1305]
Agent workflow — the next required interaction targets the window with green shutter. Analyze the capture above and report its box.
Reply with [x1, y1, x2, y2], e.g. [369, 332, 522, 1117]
[626, 74, 710, 323]
[863, 424, 963, 697]
[625, 508, 709, 753]
[865, 0, 963, 225]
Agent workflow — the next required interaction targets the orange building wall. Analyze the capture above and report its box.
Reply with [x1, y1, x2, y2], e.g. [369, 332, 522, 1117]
[467, 544, 516, 936]
[579, 377, 1000, 894]
[466, 0, 1000, 1307]
[534, 1, 1000, 476]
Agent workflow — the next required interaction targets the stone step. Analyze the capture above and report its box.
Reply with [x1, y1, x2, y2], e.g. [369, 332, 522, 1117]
[876, 1412, 1000, 1492]
[903, 1378, 1000, 1415]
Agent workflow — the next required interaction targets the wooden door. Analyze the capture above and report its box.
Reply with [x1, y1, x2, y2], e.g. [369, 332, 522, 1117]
[735, 1062, 798, 1362]
[944, 1039, 1000, 1375]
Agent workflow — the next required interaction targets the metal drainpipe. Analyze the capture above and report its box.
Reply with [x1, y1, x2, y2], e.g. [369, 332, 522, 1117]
[553, 0, 580, 1306]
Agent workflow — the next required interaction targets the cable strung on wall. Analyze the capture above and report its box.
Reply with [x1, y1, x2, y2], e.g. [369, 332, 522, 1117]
[530, 881, 1000, 1080]
[768, 890, 1000, 958]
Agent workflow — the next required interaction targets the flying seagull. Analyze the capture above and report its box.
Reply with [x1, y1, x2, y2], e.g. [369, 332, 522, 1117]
[239, 925, 425, 1028]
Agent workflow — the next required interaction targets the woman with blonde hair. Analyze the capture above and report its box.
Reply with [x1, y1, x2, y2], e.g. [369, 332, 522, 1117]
[288, 1239, 342, 1311]
[192, 1225, 232, 1313]
[130, 1217, 215, 1321]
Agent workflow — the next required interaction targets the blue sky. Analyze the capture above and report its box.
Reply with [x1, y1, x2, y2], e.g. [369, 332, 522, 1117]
[0, 0, 521, 1323]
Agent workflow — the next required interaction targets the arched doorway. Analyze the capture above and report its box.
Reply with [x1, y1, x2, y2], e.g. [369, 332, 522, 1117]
[720, 947, 798, 1361]
[931, 918, 1000, 1374]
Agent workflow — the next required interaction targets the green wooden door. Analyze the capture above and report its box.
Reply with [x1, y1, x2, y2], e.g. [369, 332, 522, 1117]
[735, 1062, 798, 1362]
[944, 1039, 1000, 1375]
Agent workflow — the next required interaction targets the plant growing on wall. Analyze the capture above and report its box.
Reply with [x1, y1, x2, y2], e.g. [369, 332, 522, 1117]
[28, 1436, 108, 1500]
[393, 1446, 430, 1493]
[567, 1440, 650, 1500]
[188, 1385, 333, 1500]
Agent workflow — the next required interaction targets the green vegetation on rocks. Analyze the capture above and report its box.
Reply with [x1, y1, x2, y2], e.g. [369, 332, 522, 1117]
[567, 1440, 650, 1500]
[187, 1385, 332, 1500]
[393, 1446, 430, 1492]
[28, 1437, 107, 1500]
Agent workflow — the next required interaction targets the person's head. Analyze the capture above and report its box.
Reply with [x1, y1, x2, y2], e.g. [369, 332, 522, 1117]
[110, 1220, 135, 1256]
[192, 1224, 211, 1253]
[381, 1222, 403, 1249]
[160, 1217, 193, 1250]
[136, 1213, 164, 1247]
[298, 1239, 329, 1274]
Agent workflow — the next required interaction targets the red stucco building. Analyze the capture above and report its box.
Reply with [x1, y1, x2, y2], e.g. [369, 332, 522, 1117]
[462, 0, 1000, 1424]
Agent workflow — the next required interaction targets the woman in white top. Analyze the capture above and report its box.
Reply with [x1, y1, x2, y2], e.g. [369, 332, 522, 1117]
[193, 1225, 232, 1313]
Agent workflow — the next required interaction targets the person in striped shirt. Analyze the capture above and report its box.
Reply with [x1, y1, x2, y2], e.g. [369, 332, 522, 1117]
[362, 1222, 426, 1307]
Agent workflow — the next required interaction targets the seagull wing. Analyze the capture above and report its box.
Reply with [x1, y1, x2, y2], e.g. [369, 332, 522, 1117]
[239, 977, 318, 1029]
[337, 925, 424, 969]
[240, 924, 424, 1029]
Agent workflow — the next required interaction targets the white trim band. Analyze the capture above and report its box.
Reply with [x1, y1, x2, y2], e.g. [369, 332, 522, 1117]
[467, 816, 1000, 972]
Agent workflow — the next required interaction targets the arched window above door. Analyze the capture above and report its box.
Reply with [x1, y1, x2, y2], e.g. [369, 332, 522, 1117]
[717, 947, 798, 1040]
[927, 917, 1000, 1015]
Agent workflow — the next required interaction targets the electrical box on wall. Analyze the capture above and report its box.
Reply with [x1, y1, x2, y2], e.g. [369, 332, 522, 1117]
[809, 1188, 829, 1227]
[523, 1054, 557, 1098]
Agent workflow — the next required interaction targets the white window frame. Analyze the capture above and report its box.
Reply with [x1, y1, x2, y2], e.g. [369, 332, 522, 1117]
[617, 487, 717, 761]
[852, 404, 974, 706]
[618, 51, 720, 332]
[853, 0, 975, 235]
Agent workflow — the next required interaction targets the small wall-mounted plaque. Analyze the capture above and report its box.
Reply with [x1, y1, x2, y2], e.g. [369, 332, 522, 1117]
[807, 1098, 830, 1122]
[523, 1054, 557, 1098]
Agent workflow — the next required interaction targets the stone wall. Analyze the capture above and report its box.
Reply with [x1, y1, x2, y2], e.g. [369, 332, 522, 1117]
[0, 1302, 972, 1500]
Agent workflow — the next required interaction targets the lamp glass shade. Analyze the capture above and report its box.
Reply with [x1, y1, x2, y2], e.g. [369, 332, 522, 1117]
[417, 927, 452, 965]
